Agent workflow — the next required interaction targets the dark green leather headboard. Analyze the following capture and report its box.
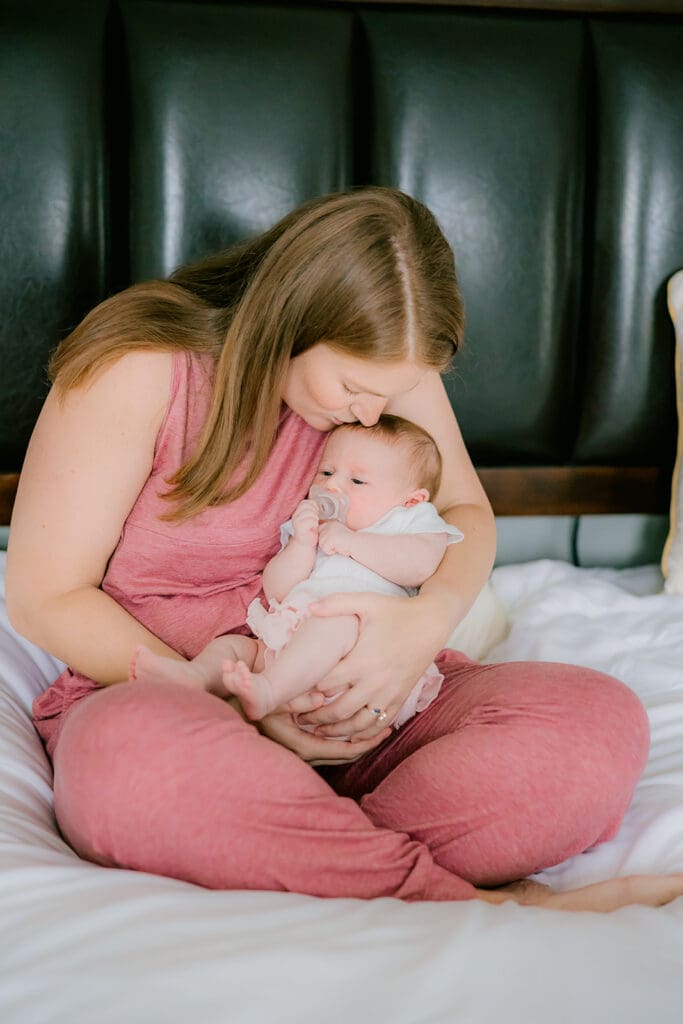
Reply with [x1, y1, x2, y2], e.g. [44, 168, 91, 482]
[2, 0, 683, 522]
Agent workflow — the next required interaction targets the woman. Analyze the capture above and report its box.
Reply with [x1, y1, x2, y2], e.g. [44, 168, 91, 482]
[6, 187, 682, 910]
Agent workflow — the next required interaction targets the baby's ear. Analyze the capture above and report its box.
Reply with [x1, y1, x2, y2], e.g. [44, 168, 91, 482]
[404, 488, 430, 507]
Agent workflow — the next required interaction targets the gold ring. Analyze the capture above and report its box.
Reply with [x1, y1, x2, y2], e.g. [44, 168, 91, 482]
[369, 707, 388, 722]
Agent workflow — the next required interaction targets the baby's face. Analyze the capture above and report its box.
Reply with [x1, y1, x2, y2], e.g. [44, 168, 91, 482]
[310, 428, 423, 531]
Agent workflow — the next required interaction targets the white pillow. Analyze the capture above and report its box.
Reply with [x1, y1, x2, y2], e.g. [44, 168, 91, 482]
[662, 270, 683, 595]
[446, 579, 509, 661]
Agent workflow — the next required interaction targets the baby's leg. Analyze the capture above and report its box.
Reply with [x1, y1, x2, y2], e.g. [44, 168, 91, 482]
[223, 615, 358, 721]
[130, 634, 260, 696]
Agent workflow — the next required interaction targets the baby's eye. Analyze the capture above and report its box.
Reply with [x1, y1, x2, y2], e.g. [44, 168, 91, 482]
[351, 478, 365, 486]
[320, 469, 333, 477]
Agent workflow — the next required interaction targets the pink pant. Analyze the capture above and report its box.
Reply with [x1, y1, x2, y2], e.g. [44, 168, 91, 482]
[51, 650, 649, 902]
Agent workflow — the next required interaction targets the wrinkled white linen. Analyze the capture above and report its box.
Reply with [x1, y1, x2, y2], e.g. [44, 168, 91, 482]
[2, 553, 683, 1023]
[488, 560, 683, 891]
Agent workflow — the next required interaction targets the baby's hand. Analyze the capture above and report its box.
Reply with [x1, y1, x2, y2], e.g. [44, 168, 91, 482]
[291, 499, 320, 547]
[318, 520, 355, 557]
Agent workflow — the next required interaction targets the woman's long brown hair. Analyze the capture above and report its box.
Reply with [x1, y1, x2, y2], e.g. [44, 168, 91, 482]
[48, 187, 464, 520]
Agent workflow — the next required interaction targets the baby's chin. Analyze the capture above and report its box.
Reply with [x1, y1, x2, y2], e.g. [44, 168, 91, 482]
[346, 510, 384, 531]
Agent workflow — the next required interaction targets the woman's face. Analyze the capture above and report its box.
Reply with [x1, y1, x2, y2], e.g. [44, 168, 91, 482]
[281, 343, 425, 431]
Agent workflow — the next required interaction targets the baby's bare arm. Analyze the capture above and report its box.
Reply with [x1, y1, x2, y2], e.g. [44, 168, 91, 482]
[261, 500, 319, 603]
[319, 524, 449, 589]
[262, 539, 317, 603]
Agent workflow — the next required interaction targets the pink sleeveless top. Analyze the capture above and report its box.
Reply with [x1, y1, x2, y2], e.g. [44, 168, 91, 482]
[33, 350, 327, 756]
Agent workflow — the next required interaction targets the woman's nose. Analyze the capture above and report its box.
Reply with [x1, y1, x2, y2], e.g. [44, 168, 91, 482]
[350, 396, 387, 426]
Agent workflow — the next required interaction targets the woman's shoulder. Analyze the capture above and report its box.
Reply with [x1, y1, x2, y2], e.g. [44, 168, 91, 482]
[63, 348, 179, 415]
[94, 348, 176, 389]
[46, 349, 178, 461]
[56, 348, 176, 401]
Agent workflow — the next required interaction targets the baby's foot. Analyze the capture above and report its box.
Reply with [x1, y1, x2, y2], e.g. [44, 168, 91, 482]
[129, 644, 207, 690]
[222, 659, 274, 720]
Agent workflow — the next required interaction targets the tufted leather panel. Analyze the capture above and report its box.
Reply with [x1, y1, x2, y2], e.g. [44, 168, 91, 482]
[0, 0, 109, 469]
[1, 0, 682, 504]
[361, 9, 585, 463]
[120, 1, 355, 280]
[574, 19, 683, 466]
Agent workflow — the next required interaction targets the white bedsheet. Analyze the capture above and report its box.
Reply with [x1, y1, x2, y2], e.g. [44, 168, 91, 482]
[2, 552, 683, 1023]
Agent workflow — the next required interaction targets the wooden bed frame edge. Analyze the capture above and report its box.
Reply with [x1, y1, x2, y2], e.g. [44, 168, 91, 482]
[0, 466, 670, 526]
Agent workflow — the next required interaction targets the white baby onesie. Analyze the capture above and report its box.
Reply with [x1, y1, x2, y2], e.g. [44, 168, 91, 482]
[246, 502, 464, 729]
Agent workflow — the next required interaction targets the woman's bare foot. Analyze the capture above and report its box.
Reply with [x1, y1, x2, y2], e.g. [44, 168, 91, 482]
[129, 643, 209, 691]
[477, 874, 683, 912]
[222, 659, 276, 720]
[548, 874, 683, 912]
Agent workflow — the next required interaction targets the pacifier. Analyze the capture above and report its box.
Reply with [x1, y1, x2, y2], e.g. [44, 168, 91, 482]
[309, 485, 349, 523]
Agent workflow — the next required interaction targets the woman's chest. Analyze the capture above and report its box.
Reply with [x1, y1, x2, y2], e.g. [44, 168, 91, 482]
[109, 415, 326, 593]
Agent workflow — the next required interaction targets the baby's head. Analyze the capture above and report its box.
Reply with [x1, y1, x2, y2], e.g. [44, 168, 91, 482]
[310, 414, 442, 530]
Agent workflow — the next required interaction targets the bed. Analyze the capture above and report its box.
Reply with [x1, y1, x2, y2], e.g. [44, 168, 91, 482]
[3, 555, 683, 1021]
[2, 0, 683, 1020]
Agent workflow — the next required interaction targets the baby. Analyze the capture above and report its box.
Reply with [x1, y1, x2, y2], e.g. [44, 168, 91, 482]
[129, 414, 463, 730]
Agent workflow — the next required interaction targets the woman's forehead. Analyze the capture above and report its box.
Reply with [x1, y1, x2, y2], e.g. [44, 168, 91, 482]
[323, 345, 423, 394]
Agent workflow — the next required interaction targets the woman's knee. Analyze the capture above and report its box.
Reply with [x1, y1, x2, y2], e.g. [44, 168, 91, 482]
[52, 681, 342, 890]
[53, 681, 258, 870]
[545, 663, 650, 777]
[483, 662, 650, 837]
[55, 679, 247, 778]
[477, 660, 648, 757]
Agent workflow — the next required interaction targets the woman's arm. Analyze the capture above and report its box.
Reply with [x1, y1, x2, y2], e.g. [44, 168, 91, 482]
[5, 350, 186, 684]
[389, 370, 497, 640]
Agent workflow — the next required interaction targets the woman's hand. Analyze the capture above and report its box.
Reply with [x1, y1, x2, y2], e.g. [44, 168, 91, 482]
[257, 707, 392, 765]
[296, 591, 453, 740]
